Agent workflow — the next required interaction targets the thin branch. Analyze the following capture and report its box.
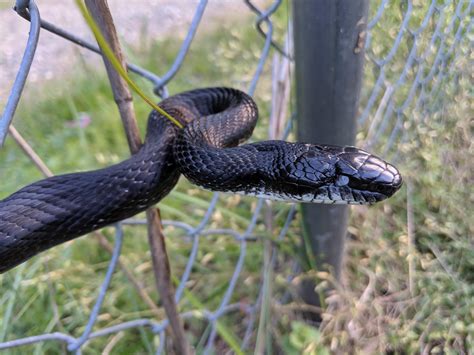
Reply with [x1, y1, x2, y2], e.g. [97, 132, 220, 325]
[406, 180, 416, 296]
[8, 125, 53, 177]
[146, 209, 191, 355]
[255, 201, 273, 354]
[84, 0, 141, 154]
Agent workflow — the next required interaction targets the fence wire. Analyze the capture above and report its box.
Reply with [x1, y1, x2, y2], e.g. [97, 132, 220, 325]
[0, 0, 471, 353]
[358, 0, 472, 156]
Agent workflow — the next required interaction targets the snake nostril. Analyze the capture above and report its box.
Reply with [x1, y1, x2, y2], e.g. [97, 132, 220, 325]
[392, 173, 403, 188]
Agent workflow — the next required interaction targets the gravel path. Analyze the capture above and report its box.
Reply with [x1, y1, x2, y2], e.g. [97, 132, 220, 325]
[0, 0, 257, 104]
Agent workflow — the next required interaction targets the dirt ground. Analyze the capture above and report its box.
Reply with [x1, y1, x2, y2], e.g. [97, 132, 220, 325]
[0, 0, 260, 103]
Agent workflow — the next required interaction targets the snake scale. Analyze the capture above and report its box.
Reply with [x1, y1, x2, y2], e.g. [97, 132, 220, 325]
[0, 87, 402, 273]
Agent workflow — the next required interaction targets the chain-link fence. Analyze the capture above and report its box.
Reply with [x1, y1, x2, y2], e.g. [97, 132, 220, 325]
[359, 0, 472, 154]
[0, 0, 471, 353]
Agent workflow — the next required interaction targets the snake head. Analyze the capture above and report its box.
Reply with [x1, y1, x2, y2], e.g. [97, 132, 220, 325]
[277, 144, 402, 204]
[332, 146, 403, 204]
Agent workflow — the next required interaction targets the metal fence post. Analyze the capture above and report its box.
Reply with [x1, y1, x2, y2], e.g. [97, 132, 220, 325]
[293, 0, 369, 309]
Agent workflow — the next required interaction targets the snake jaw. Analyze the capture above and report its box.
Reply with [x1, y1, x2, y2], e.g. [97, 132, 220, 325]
[334, 147, 403, 203]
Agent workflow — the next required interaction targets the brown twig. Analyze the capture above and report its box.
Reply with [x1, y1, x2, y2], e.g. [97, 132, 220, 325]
[84, 0, 141, 154]
[255, 201, 273, 354]
[102, 331, 125, 355]
[406, 180, 416, 296]
[270, 31, 291, 140]
[147, 209, 191, 355]
[8, 125, 53, 177]
[84, 1, 190, 353]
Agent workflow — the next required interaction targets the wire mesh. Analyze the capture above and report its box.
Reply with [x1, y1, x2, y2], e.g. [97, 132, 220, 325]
[358, 0, 472, 156]
[0, 0, 471, 353]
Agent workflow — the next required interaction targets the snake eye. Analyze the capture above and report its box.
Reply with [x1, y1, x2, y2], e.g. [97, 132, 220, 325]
[335, 175, 349, 186]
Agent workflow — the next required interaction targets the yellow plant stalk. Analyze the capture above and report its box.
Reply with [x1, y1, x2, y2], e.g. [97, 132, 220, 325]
[75, 0, 183, 129]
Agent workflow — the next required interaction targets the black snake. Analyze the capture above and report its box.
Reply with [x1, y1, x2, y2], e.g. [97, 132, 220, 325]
[0, 88, 402, 273]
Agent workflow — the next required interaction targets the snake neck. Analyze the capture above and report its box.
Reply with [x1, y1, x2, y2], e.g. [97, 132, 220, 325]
[170, 87, 261, 192]
[174, 134, 283, 195]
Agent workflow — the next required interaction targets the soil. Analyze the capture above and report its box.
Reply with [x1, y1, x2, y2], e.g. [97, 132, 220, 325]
[0, 0, 261, 103]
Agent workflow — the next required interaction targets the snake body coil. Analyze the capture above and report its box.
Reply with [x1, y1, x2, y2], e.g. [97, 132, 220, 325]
[0, 88, 402, 273]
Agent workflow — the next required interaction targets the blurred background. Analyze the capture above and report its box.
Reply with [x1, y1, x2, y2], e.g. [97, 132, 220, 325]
[0, 0, 472, 353]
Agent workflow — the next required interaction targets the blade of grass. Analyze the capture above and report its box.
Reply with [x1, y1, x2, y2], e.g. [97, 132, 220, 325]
[255, 202, 274, 354]
[159, 203, 201, 225]
[0, 264, 26, 342]
[74, 0, 183, 129]
[172, 276, 244, 355]
[170, 190, 251, 226]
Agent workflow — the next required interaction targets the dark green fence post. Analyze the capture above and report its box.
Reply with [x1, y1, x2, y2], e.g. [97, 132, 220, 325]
[293, 0, 369, 311]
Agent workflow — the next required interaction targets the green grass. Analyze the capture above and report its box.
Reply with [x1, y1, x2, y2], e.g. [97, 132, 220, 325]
[1, 1, 472, 354]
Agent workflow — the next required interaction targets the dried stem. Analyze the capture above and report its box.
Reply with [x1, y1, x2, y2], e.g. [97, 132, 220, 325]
[8, 125, 53, 177]
[269, 33, 291, 140]
[84, 0, 141, 154]
[146, 209, 191, 355]
[84, 1, 190, 352]
[255, 201, 273, 354]
[406, 180, 415, 296]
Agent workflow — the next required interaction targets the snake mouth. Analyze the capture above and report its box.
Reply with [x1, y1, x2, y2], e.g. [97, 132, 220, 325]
[335, 150, 403, 204]
[269, 144, 403, 205]
[239, 172, 403, 204]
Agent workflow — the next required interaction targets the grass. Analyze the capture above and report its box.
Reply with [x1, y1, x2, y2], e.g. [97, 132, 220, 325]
[1, 1, 472, 354]
[0, 2, 12, 11]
